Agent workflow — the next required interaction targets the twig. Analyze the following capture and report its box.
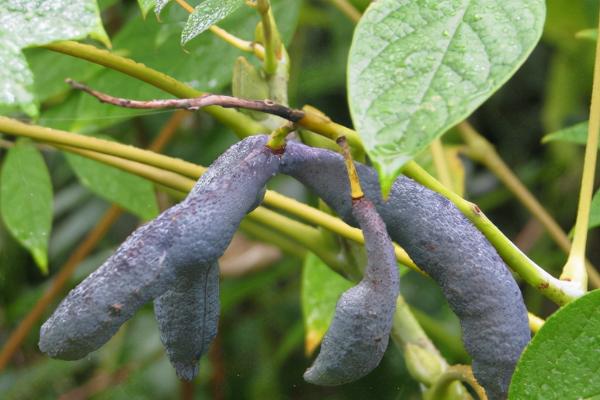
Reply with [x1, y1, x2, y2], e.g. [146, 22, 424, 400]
[66, 79, 305, 122]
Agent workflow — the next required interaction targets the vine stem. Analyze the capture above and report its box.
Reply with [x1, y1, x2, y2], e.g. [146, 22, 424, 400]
[0, 117, 417, 272]
[40, 42, 581, 304]
[458, 121, 600, 289]
[560, 8, 600, 290]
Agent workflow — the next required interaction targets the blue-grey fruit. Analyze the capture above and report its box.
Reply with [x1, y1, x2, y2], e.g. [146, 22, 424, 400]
[304, 197, 399, 385]
[39, 136, 279, 361]
[281, 141, 530, 399]
[154, 261, 220, 381]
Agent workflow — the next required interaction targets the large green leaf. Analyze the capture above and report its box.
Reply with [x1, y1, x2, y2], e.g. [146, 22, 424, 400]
[0, 139, 53, 273]
[62, 136, 159, 221]
[182, 0, 245, 45]
[301, 252, 352, 355]
[0, 0, 109, 116]
[40, 0, 300, 133]
[348, 0, 546, 193]
[509, 289, 600, 399]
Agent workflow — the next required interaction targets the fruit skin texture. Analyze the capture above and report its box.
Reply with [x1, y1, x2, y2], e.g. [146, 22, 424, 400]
[39, 136, 279, 362]
[153, 261, 220, 381]
[281, 141, 530, 399]
[304, 198, 399, 385]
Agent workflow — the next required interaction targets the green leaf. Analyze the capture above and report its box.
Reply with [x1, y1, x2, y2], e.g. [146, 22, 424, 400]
[182, 0, 245, 45]
[0, 0, 109, 115]
[137, 0, 156, 18]
[62, 137, 159, 221]
[155, 0, 171, 16]
[348, 0, 546, 193]
[301, 252, 352, 355]
[542, 121, 591, 146]
[0, 140, 53, 273]
[509, 289, 600, 399]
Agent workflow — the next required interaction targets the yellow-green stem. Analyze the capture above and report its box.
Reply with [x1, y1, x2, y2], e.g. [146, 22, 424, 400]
[528, 312, 545, 334]
[392, 297, 469, 399]
[43, 41, 267, 137]
[42, 40, 576, 304]
[256, 0, 281, 75]
[173, 0, 265, 59]
[266, 122, 295, 150]
[338, 136, 364, 199]
[560, 9, 600, 291]
[327, 0, 361, 23]
[425, 365, 488, 400]
[402, 161, 583, 305]
[0, 117, 417, 271]
[430, 138, 454, 190]
[458, 121, 600, 289]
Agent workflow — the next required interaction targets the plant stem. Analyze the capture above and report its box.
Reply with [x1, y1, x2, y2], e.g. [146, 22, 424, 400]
[338, 136, 364, 199]
[458, 121, 600, 289]
[0, 116, 418, 271]
[41, 41, 579, 304]
[402, 161, 583, 305]
[239, 219, 307, 259]
[255, 0, 280, 75]
[528, 312, 545, 334]
[425, 365, 488, 400]
[266, 122, 296, 150]
[173, 0, 266, 59]
[430, 138, 454, 190]
[560, 9, 600, 291]
[392, 296, 470, 399]
[327, 0, 361, 23]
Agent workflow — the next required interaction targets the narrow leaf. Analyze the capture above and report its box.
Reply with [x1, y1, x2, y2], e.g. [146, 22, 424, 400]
[137, 0, 156, 18]
[348, 0, 546, 193]
[0, 140, 53, 273]
[62, 137, 158, 220]
[509, 289, 600, 399]
[301, 253, 352, 356]
[181, 0, 244, 45]
[542, 121, 592, 146]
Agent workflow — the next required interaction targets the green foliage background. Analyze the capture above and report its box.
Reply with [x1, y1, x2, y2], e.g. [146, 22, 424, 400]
[1, 0, 600, 399]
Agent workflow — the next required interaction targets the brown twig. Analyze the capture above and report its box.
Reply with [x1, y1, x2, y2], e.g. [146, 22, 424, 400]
[66, 79, 305, 122]
[0, 111, 187, 372]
